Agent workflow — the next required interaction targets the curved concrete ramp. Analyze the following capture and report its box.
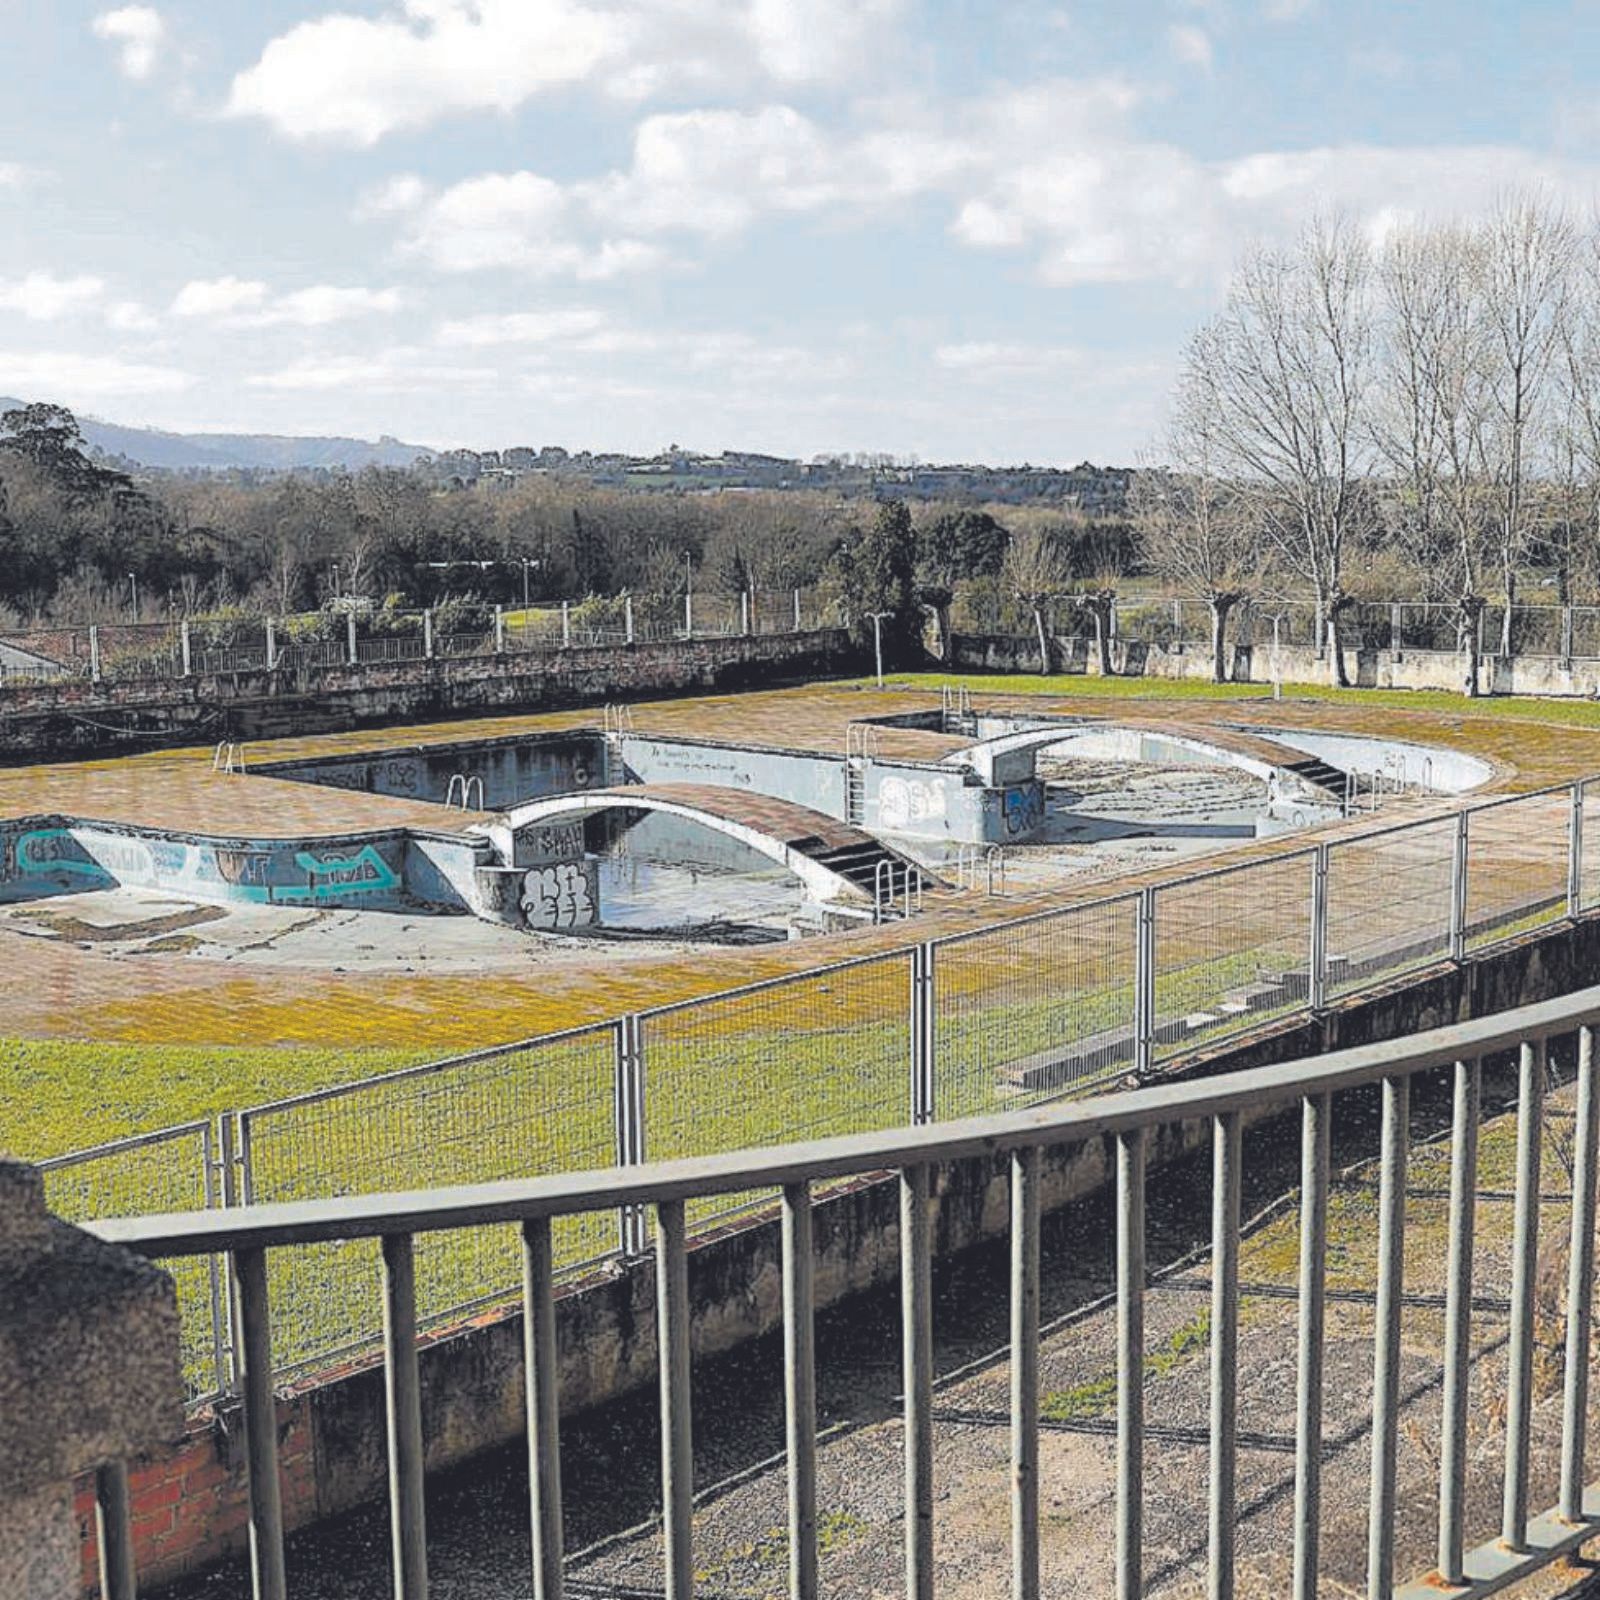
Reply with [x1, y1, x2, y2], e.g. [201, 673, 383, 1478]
[498, 783, 921, 903]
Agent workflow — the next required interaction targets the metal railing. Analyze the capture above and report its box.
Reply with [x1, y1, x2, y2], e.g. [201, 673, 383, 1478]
[85, 983, 1600, 1600]
[48, 772, 1600, 1397]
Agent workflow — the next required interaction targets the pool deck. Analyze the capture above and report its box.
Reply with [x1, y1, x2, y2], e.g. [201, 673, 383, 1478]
[0, 680, 1593, 1048]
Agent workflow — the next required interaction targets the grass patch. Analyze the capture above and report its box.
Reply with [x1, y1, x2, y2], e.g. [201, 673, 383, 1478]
[1041, 1308, 1212, 1422]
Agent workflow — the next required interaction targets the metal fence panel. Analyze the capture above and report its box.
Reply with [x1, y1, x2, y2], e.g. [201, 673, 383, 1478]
[638, 952, 916, 1232]
[40, 1123, 224, 1403]
[1324, 817, 1455, 997]
[933, 896, 1139, 1118]
[1465, 790, 1572, 951]
[1581, 782, 1600, 913]
[240, 1026, 617, 1378]
[1151, 854, 1315, 1063]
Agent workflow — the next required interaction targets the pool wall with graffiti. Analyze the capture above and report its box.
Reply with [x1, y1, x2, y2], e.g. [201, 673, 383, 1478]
[0, 814, 495, 915]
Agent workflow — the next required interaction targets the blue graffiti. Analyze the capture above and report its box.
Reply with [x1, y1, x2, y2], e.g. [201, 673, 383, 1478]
[285, 844, 401, 900]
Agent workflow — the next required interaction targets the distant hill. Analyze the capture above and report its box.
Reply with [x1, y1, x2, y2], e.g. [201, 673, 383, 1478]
[0, 398, 433, 472]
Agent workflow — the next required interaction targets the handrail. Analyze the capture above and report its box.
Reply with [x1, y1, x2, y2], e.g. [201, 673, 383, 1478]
[89, 979, 1600, 1258]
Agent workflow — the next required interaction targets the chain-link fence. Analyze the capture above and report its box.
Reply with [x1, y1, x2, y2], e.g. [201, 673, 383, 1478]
[45, 771, 1600, 1400]
[1151, 853, 1316, 1064]
[238, 1025, 618, 1379]
[637, 952, 916, 1234]
[933, 894, 1139, 1118]
[38, 1122, 225, 1403]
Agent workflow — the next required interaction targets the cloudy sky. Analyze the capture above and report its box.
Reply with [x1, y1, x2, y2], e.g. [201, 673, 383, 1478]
[1, 1, 1596, 462]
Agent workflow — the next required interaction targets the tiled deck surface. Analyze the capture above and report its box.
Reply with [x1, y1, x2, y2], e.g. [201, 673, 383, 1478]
[1, 680, 1594, 1048]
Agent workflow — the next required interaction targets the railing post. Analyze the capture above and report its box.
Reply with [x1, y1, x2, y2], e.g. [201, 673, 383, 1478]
[95, 1460, 136, 1600]
[794, 588, 802, 632]
[1209, 1110, 1241, 1600]
[523, 1216, 565, 1600]
[265, 616, 277, 671]
[346, 609, 358, 666]
[180, 620, 193, 677]
[1438, 1058, 1479, 1583]
[1391, 602, 1403, 663]
[1116, 1127, 1145, 1600]
[423, 608, 434, 660]
[902, 1163, 934, 1600]
[234, 1245, 288, 1600]
[1449, 809, 1470, 962]
[1563, 604, 1575, 668]
[381, 1233, 428, 1600]
[1503, 1038, 1544, 1551]
[741, 590, 751, 636]
[1011, 1147, 1040, 1600]
[684, 591, 693, 637]
[783, 1181, 818, 1600]
[625, 595, 635, 645]
[561, 600, 571, 649]
[89, 623, 101, 683]
[1366, 1073, 1408, 1600]
[1561, 1025, 1599, 1522]
[910, 943, 936, 1125]
[1310, 845, 1329, 1012]
[1292, 1092, 1329, 1600]
[656, 1198, 694, 1600]
[1135, 887, 1156, 1076]
[1569, 781, 1585, 918]
[494, 605, 506, 655]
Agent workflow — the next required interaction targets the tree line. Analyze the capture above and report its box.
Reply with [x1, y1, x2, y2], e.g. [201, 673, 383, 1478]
[1143, 192, 1600, 689]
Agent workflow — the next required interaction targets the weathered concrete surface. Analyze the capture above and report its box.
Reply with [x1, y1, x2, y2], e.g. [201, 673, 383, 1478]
[0, 629, 867, 761]
[0, 1159, 181, 1600]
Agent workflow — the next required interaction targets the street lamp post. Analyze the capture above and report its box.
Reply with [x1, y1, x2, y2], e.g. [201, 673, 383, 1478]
[866, 611, 891, 689]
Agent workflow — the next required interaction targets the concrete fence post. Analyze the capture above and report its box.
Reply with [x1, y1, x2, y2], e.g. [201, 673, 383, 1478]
[89, 624, 101, 684]
[625, 595, 635, 645]
[346, 610, 358, 666]
[423, 608, 434, 660]
[794, 589, 802, 632]
[1563, 606, 1575, 668]
[494, 605, 506, 655]
[1391, 603, 1403, 663]
[265, 616, 277, 672]
[180, 620, 193, 677]
[685, 591, 694, 637]
[741, 591, 751, 636]
[561, 600, 571, 649]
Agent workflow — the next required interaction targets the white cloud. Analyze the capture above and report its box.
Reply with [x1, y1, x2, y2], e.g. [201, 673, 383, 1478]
[1261, 0, 1315, 18]
[1167, 24, 1214, 71]
[172, 276, 268, 317]
[0, 272, 106, 320]
[170, 278, 402, 326]
[0, 163, 30, 190]
[0, 350, 191, 397]
[436, 309, 611, 346]
[227, 0, 904, 146]
[93, 6, 166, 80]
[105, 299, 158, 332]
[355, 173, 433, 219]
[247, 351, 494, 393]
[934, 342, 1088, 374]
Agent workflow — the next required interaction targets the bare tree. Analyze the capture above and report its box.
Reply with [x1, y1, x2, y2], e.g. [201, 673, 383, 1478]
[1193, 217, 1376, 686]
[1477, 193, 1577, 655]
[1001, 526, 1069, 673]
[1135, 367, 1262, 681]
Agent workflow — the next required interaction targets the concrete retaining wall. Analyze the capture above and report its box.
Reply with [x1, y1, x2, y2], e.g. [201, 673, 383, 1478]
[0, 630, 868, 761]
[950, 631, 1600, 699]
[82, 907, 1600, 1594]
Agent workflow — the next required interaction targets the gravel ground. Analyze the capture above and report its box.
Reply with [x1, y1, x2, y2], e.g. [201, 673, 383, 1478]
[155, 1066, 1600, 1600]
